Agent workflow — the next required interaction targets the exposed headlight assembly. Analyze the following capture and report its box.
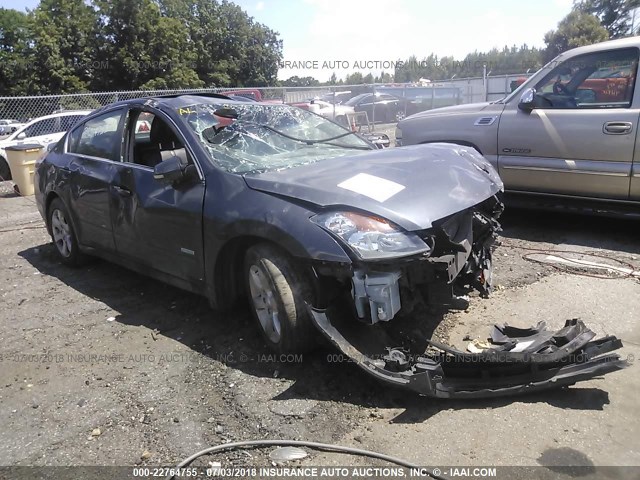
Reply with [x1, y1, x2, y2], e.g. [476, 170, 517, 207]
[311, 211, 432, 259]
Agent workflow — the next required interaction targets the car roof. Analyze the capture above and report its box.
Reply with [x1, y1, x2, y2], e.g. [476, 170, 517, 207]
[94, 93, 262, 113]
[153, 94, 247, 108]
[554, 37, 640, 62]
[101, 94, 289, 113]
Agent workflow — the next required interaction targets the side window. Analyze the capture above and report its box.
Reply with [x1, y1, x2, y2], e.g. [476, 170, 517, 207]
[535, 47, 638, 109]
[23, 118, 56, 138]
[69, 110, 124, 161]
[129, 111, 185, 168]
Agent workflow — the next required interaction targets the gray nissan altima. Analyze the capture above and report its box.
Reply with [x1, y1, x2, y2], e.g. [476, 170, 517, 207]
[34, 94, 627, 398]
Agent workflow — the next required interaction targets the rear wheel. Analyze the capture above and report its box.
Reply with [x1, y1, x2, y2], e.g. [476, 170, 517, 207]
[48, 198, 85, 266]
[244, 243, 316, 353]
[0, 156, 11, 181]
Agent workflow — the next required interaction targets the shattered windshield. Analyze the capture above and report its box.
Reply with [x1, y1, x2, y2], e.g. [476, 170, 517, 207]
[177, 102, 373, 174]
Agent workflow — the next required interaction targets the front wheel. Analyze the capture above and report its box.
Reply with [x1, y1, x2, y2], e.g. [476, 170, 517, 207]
[48, 198, 86, 266]
[244, 243, 316, 353]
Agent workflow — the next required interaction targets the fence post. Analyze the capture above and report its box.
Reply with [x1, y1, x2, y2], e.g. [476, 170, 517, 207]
[332, 87, 336, 120]
[483, 64, 488, 101]
[371, 83, 375, 129]
[403, 83, 407, 118]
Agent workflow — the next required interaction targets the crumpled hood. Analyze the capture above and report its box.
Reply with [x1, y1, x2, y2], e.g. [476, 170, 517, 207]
[243, 143, 503, 231]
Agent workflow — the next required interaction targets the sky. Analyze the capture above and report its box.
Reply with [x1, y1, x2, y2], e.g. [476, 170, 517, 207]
[2, 0, 575, 81]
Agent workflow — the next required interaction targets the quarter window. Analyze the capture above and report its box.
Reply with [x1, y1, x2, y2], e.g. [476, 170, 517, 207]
[69, 110, 124, 161]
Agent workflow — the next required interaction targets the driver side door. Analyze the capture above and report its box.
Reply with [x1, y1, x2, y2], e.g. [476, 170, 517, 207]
[110, 107, 206, 285]
[498, 47, 639, 199]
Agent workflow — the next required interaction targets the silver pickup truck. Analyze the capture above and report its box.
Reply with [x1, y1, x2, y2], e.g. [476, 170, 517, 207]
[396, 37, 640, 213]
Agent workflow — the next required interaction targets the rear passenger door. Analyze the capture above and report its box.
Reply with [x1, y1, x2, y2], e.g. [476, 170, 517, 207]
[65, 109, 125, 251]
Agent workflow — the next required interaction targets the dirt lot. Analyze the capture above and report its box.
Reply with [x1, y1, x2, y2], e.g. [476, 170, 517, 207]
[1, 180, 639, 478]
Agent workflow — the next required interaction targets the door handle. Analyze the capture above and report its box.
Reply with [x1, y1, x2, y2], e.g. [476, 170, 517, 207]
[113, 185, 132, 197]
[603, 121, 632, 135]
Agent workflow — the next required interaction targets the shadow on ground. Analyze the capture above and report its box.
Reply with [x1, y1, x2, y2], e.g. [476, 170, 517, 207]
[18, 207, 620, 423]
[500, 208, 640, 256]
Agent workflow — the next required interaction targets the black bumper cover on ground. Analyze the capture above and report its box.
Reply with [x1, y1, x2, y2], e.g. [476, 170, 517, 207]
[310, 308, 628, 399]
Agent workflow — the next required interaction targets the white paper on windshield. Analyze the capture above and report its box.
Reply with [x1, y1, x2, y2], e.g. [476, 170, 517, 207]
[337, 173, 405, 202]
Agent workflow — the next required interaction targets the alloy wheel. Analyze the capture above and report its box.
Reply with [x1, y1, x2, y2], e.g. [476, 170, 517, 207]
[248, 263, 282, 344]
[51, 209, 72, 258]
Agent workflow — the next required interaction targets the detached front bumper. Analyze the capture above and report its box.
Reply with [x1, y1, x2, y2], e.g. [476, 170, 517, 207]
[310, 309, 628, 399]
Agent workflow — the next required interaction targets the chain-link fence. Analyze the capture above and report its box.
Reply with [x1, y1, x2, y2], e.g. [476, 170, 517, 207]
[0, 73, 534, 133]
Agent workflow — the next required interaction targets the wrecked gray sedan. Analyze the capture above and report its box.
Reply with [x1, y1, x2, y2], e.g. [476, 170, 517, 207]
[34, 94, 627, 399]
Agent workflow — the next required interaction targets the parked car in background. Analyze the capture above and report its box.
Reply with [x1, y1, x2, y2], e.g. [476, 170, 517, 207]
[34, 94, 504, 376]
[290, 99, 355, 125]
[318, 90, 355, 105]
[377, 86, 462, 117]
[0, 119, 24, 135]
[227, 94, 258, 102]
[223, 89, 263, 101]
[344, 92, 404, 123]
[0, 110, 91, 180]
[397, 37, 640, 212]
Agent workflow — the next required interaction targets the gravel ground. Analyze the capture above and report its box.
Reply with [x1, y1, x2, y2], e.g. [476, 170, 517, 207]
[0, 180, 639, 478]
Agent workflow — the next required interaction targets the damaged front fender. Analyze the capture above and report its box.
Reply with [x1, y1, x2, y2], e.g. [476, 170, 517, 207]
[310, 309, 628, 399]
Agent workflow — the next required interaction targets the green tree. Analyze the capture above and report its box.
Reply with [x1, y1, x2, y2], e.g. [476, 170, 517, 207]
[576, 0, 640, 37]
[94, 0, 202, 90]
[0, 0, 284, 94]
[29, 0, 97, 94]
[0, 8, 31, 95]
[281, 75, 319, 87]
[344, 72, 364, 84]
[379, 71, 393, 83]
[162, 0, 282, 87]
[543, 10, 609, 62]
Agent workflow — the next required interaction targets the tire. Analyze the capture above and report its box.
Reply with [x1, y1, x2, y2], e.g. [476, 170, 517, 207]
[48, 198, 86, 266]
[0, 156, 11, 181]
[244, 243, 316, 353]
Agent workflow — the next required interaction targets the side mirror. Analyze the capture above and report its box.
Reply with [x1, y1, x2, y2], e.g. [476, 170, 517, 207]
[518, 88, 536, 112]
[153, 148, 188, 183]
[16, 132, 26, 140]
